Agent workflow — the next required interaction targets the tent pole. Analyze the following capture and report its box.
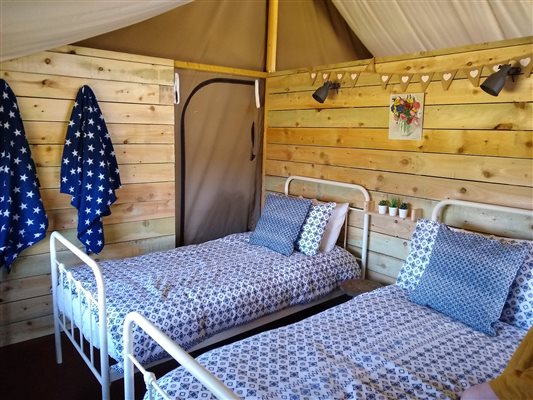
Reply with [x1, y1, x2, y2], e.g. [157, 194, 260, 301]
[266, 0, 279, 73]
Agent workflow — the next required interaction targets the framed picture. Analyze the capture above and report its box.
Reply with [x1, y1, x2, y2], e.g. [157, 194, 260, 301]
[389, 93, 424, 140]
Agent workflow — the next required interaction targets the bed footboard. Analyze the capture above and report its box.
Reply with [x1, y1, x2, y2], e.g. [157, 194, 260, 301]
[50, 231, 111, 400]
[124, 312, 238, 400]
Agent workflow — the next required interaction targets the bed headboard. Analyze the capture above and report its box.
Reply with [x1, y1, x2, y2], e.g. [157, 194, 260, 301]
[431, 199, 533, 237]
[284, 175, 371, 278]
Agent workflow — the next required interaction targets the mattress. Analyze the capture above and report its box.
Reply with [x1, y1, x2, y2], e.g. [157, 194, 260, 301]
[57, 232, 359, 366]
[151, 285, 527, 400]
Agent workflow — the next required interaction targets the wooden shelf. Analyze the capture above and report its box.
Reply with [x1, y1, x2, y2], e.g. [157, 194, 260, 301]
[363, 201, 422, 221]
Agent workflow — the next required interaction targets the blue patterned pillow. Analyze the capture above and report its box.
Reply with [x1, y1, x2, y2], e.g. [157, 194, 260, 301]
[296, 201, 335, 256]
[410, 225, 528, 336]
[396, 219, 441, 291]
[450, 229, 533, 330]
[500, 241, 533, 329]
[249, 194, 311, 256]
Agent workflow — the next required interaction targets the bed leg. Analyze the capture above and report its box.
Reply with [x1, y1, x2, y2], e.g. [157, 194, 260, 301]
[53, 317, 63, 364]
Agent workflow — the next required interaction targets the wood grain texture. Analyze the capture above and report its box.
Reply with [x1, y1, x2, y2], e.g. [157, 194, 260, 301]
[265, 38, 533, 285]
[0, 46, 175, 347]
[17, 97, 174, 124]
[0, 50, 173, 85]
[267, 144, 532, 186]
[37, 163, 175, 188]
[24, 122, 175, 145]
[268, 103, 533, 130]
[1, 70, 165, 104]
[267, 128, 533, 159]
[31, 144, 174, 167]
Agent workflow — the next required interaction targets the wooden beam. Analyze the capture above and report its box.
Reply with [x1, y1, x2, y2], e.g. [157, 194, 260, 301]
[266, 0, 279, 73]
[173, 60, 266, 78]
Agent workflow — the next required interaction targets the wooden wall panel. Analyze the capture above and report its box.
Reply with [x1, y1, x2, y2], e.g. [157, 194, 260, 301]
[265, 37, 533, 283]
[0, 47, 175, 346]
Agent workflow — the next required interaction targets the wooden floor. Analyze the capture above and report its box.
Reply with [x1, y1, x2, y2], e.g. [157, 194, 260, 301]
[0, 295, 350, 400]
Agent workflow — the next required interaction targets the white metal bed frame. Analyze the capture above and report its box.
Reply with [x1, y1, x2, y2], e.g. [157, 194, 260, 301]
[122, 198, 533, 400]
[50, 176, 371, 400]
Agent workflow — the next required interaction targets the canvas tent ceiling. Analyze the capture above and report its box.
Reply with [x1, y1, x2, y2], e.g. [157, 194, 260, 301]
[332, 0, 533, 58]
[2, 0, 531, 68]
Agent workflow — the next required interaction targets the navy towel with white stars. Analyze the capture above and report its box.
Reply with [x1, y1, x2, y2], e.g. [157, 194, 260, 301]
[60, 86, 121, 254]
[0, 79, 48, 271]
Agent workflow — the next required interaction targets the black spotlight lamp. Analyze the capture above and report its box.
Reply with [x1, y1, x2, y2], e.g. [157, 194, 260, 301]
[312, 81, 341, 103]
[480, 64, 521, 96]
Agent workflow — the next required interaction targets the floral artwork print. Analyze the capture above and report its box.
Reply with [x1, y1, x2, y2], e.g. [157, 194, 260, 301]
[389, 93, 424, 140]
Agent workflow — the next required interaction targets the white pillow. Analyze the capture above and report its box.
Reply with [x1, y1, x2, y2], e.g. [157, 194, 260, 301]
[319, 202, 349, 252]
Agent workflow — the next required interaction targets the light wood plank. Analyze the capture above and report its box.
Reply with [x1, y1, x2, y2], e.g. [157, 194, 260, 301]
[1, 70, 165, 104]
[267, 103, 533, 130]
[1, 234, 175, 291]
[41, 182, 175, 210]
[17, 98, 174, 124]
[53, 45, 174, 67]
[1, 222, 175, 281]
[0, 295, 51, 326]
[24, 122, 175, 145]
[267, 128, 533, 159]
[348, 244, 404, 279]
[31, 144, 174, 167]
[37, 163, 175, 188]
[47, 200, 175, 231]
[268, 77, 533, 110]
[1, 50, 173, 85]
[267, 144, 533, 186]
[348, 226, 411, 261]
[265, 175, 435, 217]
[264, 162, 533, 209]
[0, 274, 51, 304]
[270, 37, 533, 77]
[268, 42, 533, 92]
[349, 210, 417, 241]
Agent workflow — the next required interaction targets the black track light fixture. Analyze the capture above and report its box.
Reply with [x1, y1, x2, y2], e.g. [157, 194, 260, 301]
[480, 64, 522, 96]
[312, 81, 341, 103]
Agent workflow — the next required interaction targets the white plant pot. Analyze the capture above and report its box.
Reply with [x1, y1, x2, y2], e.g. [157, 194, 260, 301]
[389, 207, 398, 217]
[399, 208, 408, 219]
[378, 205, 388, 215]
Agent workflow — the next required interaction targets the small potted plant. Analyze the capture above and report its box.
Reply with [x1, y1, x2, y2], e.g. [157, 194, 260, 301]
[389, 198, 400, 216]
[378, 199, 388, 215]
[399, 202, 409, 219]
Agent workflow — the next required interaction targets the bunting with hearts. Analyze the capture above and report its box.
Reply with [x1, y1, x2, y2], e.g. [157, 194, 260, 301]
[439, 70, 457, 90]
[466, 67, 481, 87]
[307, 53, 532, 92]
[418, 72, 434, 91]
[399, 74, 413, 91]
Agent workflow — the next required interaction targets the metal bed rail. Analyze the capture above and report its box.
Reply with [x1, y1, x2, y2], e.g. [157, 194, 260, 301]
[50, 231, 111, 400]
[431, 199, 533, 222]
[124, 312, 238, 400]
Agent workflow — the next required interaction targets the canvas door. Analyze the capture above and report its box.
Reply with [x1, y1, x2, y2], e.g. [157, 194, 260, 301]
[175, 69, 263, 245]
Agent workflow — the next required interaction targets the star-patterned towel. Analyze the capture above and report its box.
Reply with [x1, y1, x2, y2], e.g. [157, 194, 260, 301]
[0, 79, 48, 271]
[60, 86, 121, 254]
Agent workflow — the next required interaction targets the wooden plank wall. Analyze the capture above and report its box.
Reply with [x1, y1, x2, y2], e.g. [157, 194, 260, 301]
[265, 37, 533, 284]
[0, 46, 175, 346]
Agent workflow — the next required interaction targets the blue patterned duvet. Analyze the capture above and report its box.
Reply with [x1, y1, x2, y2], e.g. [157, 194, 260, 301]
[59, 233, 359, 366]
[152, 285, 527, 400]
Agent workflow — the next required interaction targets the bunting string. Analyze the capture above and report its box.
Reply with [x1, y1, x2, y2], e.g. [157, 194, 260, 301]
[309, 54, 532, 92]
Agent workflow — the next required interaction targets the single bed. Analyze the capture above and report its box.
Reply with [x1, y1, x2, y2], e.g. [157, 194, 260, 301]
[50, 176, 371, 400]
[123, 199, 533, 400]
